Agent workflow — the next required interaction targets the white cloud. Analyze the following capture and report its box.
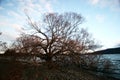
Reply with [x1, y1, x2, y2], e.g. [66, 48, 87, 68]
[114, 40, 120, 47]
[89, 0, 99, 5]
[1, 32, 17, 41]
[0, 23, 23, 41]
[45, 2, 53, 12]
[0, 6, 4, 10]
[0, 20, 24, 33]
[0, 0, 55, 42]
[14, 0, 55, 23]
[88, 0, 120, 11]
[39, 0, 53, 12]
[8, 10, 25, 20]
[95, 14, 105, 23]
[12, 24, 24, 32]
[0, 17, 11, 26]
[19, 0, 54, 14]
[6, 3, 14, 6]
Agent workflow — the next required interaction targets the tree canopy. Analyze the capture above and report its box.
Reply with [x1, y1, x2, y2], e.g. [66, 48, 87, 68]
[8, 12, 100, 62]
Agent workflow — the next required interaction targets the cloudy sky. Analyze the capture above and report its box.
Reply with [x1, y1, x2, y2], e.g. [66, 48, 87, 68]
[0, 0, 120, 49]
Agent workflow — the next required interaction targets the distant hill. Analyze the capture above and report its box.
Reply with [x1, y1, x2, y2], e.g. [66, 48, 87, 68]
[93, 47, 120, 54]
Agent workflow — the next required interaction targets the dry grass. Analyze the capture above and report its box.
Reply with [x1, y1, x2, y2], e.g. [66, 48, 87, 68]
[0, 60, 117, 80]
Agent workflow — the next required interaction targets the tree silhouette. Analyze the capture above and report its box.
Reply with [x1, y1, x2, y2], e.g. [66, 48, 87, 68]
[0, 32, 7, 53]
[11, 12, 100, 63]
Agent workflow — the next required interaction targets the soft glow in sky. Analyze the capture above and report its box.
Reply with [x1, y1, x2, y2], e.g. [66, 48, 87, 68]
[0, 0, 120, 49]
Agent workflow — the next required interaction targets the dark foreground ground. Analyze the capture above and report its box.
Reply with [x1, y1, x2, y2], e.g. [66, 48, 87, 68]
[0, 60, 119, 80]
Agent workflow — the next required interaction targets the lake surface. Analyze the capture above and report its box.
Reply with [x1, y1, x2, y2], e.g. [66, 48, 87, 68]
[102, 54, 120, 60]
[102, 54, 120, 69]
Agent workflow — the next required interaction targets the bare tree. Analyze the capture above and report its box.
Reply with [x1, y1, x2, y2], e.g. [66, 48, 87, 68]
[12, 34, 41, 54]
[11, 34, 43, 62]
[12, 12, 100, 63]
[0, 32, 7, 53]
[29, 12, 99, 62]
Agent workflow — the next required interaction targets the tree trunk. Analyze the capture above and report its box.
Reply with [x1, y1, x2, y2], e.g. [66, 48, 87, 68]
[44, 55, 54, 69]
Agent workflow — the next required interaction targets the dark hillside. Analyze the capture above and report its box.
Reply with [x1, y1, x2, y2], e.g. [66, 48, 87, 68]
[92, 47, 120, 54]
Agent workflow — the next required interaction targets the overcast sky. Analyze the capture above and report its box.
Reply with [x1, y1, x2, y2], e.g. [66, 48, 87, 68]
[0, 0, 120, 49]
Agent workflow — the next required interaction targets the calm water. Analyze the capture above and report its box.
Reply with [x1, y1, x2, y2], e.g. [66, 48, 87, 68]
[102, 54, 120, 78]
[90, 54, 120, 79]
[103, 54, 120, 60]
[102, 54, 120, 69]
